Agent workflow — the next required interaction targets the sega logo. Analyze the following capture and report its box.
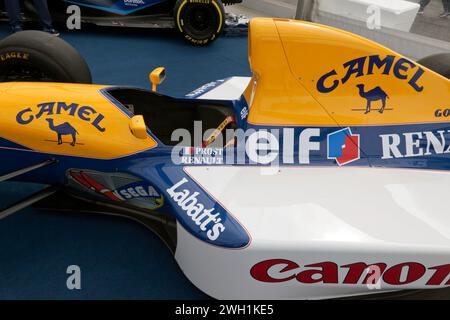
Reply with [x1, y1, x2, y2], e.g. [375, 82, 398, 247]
[251, 259, 450, 286]
[327, 127, 360, 166]
[434, 109, 450, 117]
[113, 183, 161, 201]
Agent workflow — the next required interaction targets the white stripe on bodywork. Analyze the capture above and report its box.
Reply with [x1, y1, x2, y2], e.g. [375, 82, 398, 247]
[195, 77, 251, 100]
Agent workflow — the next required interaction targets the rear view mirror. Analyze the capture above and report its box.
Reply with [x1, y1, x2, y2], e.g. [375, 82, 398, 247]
[149, 67, 166, 92]
[129, 115, 147, 139]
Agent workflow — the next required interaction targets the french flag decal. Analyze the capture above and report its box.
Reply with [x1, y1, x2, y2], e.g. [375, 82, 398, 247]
[182, 147, 195, 156]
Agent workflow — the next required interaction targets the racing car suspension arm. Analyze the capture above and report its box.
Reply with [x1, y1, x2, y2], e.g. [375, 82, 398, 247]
[0, 159, 57, 182]
[0, 185, 60, 220]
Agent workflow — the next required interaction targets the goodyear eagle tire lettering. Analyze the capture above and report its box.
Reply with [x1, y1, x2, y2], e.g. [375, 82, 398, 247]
[174, 0, 225, 45]
[0, 30, 92, 83]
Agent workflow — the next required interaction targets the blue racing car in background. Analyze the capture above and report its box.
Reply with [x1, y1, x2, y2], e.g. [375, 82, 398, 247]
[0, 0, 244, 44]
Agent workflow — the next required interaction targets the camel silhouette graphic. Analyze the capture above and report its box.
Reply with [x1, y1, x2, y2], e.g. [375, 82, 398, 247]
[356, 84, 390, 114]
[45, 118, 79, 146]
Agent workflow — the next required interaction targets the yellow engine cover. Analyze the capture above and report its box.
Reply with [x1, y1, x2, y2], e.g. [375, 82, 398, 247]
[245, 18, 450, 127]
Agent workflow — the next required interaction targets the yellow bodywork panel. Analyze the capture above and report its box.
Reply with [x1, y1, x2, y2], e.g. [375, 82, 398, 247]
[246, 18, 450, 126]
[0, 82, 157, 159]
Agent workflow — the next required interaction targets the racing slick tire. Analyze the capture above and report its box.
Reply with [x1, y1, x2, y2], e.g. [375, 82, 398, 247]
[174, 0, 225, 45]
[0, 31, 92, 83]
[417, 53, 450, 79]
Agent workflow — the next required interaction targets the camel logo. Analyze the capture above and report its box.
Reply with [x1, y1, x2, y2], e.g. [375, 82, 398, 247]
[316, 55, 425, 93]
[354, 84, 391, 114]
[15, 101, 108, 147]
[16, 102, 106, 132]
[45, 118, 79, 146]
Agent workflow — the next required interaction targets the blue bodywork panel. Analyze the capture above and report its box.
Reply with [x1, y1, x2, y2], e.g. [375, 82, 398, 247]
[64, 0, 168, 15]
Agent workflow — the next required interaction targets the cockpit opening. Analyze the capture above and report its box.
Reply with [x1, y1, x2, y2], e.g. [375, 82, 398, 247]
[105, 87, 236, 147]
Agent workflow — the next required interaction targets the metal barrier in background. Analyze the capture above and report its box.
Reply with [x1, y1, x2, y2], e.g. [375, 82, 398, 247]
[296, 0, 315, 20]
[295, 0, 450, 59]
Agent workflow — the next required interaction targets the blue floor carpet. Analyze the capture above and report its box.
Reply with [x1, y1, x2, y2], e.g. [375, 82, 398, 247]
[0, 24, 250, 299]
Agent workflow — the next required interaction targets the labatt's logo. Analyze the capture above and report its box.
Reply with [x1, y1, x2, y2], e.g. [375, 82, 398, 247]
[16, 101, 106, 132]
[166, 178, 225, 241]
[317, 55, 425, 93]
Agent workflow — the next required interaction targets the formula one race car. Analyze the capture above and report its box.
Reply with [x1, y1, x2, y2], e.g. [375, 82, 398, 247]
[0, 0, 243, 45]
[1, 18, 450, 299]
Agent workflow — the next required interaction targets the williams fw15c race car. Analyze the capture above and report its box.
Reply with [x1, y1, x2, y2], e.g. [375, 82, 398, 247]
[1, 18, 450, 299]
[0, 0, 245, 45]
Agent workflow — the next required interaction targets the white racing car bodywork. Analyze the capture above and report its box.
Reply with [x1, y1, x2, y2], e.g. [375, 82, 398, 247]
[186, 76, 251, 100]
[175, 167, 450, 299]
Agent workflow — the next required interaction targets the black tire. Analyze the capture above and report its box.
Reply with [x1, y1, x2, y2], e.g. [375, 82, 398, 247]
[174, 0, 225, 45]
[417, 53, 450, 79]
[0, 31, 92, 83]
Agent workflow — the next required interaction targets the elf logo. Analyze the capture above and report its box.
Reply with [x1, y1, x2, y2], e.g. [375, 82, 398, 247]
[327, 127, 360, 166]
